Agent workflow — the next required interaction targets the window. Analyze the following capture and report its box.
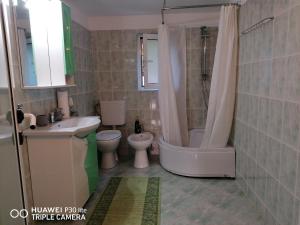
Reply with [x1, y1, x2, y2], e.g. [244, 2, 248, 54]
[137, 33, 159, 91]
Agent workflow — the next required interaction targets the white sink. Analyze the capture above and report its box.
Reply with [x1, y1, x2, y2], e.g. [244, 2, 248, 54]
[23, 116, 100, 138]
[0, 123, 13, 141]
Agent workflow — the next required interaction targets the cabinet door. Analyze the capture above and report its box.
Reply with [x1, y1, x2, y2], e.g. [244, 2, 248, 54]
[28, 0, 51, 87]
[47, 0, 66, 86]
[62, 3, 75, 75]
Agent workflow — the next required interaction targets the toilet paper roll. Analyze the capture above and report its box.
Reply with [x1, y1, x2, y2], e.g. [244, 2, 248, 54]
[69, 97, 74, 107]
[24, 113, 36, 129]
[57, 91, 70, 119]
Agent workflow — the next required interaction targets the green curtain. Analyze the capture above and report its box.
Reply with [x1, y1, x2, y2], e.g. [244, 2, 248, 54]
[85, 132, 99, 194]
[62, 3, 75, 75]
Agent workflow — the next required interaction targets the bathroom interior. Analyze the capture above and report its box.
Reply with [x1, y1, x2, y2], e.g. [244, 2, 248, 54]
[0, 0, 299, 225]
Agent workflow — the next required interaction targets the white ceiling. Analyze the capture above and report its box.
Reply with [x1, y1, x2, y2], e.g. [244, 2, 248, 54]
[64, 0, 236, 17]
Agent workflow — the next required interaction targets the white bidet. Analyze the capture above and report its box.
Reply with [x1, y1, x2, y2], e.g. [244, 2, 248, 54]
[127, 132, 153, 168]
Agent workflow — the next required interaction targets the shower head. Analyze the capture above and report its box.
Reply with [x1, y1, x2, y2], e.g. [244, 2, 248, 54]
[200, 26, 209, 38]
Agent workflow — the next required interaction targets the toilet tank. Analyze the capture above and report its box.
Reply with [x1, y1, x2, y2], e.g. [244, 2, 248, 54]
[100, 100, 126, 126]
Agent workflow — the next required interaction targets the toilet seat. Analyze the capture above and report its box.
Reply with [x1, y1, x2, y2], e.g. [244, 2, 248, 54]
[96, 130, 121, 141]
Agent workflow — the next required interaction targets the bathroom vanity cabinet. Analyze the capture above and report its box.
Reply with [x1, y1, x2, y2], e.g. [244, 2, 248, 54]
[23, 117, 100, 208]
[26, 136, 90, 208]
[26, 130, 98, 207]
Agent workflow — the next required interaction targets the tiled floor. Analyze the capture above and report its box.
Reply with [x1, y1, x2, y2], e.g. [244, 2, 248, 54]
[40, 160, 264, 225]
[91, 160, 265, 225]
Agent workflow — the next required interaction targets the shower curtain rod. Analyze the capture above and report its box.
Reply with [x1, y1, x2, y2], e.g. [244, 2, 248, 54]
[161, 1, 240, 24]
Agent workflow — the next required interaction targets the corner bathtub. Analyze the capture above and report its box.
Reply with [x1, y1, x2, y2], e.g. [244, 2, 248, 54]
[159, 129, 235, 178]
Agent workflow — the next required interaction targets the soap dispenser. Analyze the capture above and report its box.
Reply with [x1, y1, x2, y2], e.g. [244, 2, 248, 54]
[135, 119, 142, 134]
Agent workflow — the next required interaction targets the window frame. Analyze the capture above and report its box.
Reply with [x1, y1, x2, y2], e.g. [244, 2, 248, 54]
[137, 33, 159, 91]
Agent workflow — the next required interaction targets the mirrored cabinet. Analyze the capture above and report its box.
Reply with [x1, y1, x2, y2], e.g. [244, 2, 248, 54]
[0, 19, 8, 89]
[14, 0, 75, 88]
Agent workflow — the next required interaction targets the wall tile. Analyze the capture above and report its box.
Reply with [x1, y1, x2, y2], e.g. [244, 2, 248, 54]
[259, 22, 273, 60]
[250, 63, 258, 92]
[98, 91, 113, 101]
[291, 0, 300, 7]
[273, 0, 290, 16]
[96, 72, 112, 90]
[122, 30, 137, 50]
[261, 0, 274, 19]
[190, 28, 201, 49]
[112, 72, 125, 90]
[265, 173, 279, 216]
[113, 91, 126, 101]
[110, 30, 123, 50]
[297, 153, 300, 198]
[277, 185, 295, 225]
[258, 97, 270, 133]
[111, 51, 124, 71]
[282, 102, 300, 148]
[255, 165, 267, 202]
[279, 144, 297, 194]
[285, 55, 300, 102]
[235, 2, 300, 225]
[293, 199, 299, 225]
[258, 61, 272, 96]
[91, 31, 111, 51]
[264, 208, 279, 225]
[248, 156, 257, 189]
[272, 12, 288, 57]
[189, 49, 201, 69]
[270, 57, 286, 99]
[124, 71, 138, 90]
[287, 5, 300, 55]
[123, 51, 137, 71]
[268, 99, 282, 139]
[95, 51, 111, 71]
[241, 64, 250, 93]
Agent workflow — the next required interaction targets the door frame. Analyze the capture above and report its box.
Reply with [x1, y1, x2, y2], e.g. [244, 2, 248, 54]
[0, 1, 26, 224]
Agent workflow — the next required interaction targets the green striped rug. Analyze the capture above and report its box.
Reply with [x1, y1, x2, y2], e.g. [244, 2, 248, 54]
[87, 177, 160, 225]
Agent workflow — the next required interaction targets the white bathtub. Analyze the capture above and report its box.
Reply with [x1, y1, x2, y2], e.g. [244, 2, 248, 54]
[159, 129, 235, 178]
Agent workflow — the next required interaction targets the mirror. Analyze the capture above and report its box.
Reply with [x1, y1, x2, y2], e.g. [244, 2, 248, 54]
[0, 20, 8, 89]
[15, 0, 69, 88]
[15, 0, 50, 87]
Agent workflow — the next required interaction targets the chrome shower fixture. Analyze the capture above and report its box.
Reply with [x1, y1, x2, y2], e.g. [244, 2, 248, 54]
[200, 26, 209, 81]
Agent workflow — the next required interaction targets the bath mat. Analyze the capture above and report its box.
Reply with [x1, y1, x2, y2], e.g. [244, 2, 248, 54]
[87, 177, 160, 225]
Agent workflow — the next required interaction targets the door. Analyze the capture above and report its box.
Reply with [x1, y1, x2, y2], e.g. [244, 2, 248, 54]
[0, 1, 26, 225]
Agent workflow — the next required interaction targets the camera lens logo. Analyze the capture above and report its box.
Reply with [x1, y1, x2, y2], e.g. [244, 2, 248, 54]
[10, 209, 28, 219]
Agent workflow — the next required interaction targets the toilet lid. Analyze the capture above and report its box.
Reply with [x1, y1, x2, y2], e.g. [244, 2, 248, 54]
[96, 130, 122, 141]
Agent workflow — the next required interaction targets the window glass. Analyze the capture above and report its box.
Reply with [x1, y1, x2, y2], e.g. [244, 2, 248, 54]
[137, 33, 159, 91]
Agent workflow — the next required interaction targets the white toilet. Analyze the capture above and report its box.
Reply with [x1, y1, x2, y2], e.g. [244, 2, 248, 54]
[96, 100, 126, 169]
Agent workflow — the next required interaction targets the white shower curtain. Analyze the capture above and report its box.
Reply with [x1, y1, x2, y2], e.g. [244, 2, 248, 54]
[158, 24, 189, 147]
[201, 5, 238, 148]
